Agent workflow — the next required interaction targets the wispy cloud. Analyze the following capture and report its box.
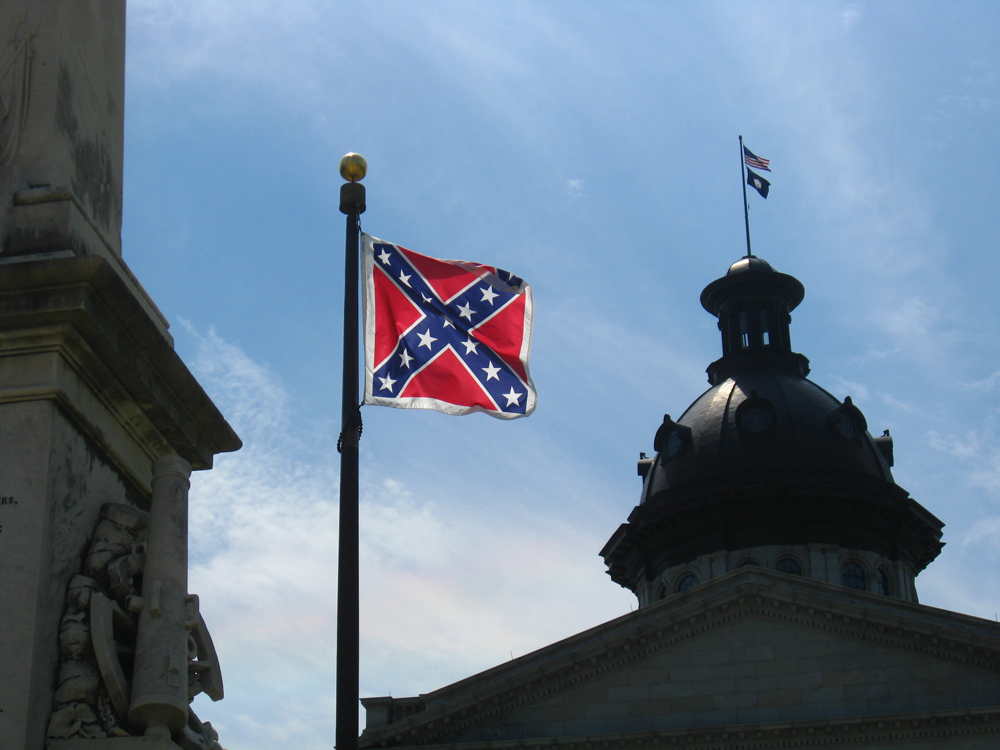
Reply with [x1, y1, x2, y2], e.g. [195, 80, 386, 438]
[932, 56, 999, 118]
[178, 324, 634, 749]
[841, 4, 863, 32]
[927, 428, 1000, 496]
[835, 377, 870, 402]
[878, 392, 915, 413]
[963, 515, 1000, 553]
[965, 369, 1000, 392]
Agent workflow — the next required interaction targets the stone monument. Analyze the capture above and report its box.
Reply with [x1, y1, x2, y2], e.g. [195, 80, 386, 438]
[0, 3, 241, 749]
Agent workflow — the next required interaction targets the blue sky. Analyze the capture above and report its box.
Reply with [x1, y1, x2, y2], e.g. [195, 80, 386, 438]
[119, 2, 999, 747]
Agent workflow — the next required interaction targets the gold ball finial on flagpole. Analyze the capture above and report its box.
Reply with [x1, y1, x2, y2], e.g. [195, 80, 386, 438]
[339, 153, 367, 182]
[339, 154, 367, 215]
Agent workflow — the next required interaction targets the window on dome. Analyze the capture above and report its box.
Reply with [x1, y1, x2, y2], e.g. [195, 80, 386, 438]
[739, 311, 749, 349]
[737, 559, 760, 568]
[775, 558, 802, 575]
[736, 395, 777, 439]
[841, 562, 866, 591]
[676, 574, 699, 592]
[877, 569, 891, 596]
[760, 309, 770, 346]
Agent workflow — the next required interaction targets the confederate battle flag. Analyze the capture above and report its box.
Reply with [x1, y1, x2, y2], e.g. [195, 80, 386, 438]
[361, 234, 535, 418]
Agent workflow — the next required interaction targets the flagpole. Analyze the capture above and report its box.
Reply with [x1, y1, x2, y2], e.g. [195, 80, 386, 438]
[336, 152, 366, 750]
[739, 135, 753, 258]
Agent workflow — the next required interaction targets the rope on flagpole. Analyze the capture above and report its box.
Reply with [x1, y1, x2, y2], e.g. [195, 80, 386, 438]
[336, 411, 363, 454]
[338, 211, 366, 456]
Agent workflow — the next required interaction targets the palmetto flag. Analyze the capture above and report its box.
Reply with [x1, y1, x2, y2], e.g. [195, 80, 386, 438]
[746, 168, 770, 199]
[361, 234, 536, 418]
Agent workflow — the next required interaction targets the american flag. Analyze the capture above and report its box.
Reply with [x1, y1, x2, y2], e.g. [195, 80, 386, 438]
[361, 234, 535, 418]
[743, 145, 771, 172]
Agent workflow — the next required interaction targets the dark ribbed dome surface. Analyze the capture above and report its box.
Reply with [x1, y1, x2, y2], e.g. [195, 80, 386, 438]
[643, 369, 893, 503]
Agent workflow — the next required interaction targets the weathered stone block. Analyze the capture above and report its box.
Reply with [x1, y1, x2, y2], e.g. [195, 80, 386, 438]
[689, 677, 735, 696]
[649, 682, 693, 699]
[713, 660, 755, 678]
[585, 701, 629, 720]
[756, 657, 800, 676]
[777, 671, 823, 690]
[757, 688, 801, 707]
[606, 684, 649, 702]
[714, 691, 757, 710]
[735, 674, 779, 692]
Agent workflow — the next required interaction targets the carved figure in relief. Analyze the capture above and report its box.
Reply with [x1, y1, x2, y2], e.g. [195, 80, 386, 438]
[47, 502, 225, 749]
[0, 19, 33, 166]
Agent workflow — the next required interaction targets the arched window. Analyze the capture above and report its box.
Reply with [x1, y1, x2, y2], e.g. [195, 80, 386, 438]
[737, 559, 760, 568]
[658, 585, 668, 601]
[760, 309, 771, 346]
[775, 558, 802, 575]
[676, 574, 699, 592]
[877, 569, 891, 596]
[841, 562, 866, 591]
[739, 311, 749, 349]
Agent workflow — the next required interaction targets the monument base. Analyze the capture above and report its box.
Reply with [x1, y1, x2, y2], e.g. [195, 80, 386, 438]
[49, 738, 181, 750]
[0, 256, 238, 748]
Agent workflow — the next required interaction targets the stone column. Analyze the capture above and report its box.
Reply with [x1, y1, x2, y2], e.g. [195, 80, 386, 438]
[1, 0, 126, 259]
[128, 456, 193, 736]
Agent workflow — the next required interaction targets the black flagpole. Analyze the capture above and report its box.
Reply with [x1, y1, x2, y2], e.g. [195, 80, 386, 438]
[336, 152, 366, 750]
[739, 135, 753, 258]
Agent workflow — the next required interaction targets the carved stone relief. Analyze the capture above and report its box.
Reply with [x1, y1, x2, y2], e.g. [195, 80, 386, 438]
[47, 502, 225, 749]
[0, 19, 32, 167]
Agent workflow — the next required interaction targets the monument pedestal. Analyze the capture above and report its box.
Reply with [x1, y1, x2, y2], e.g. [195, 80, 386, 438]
[2, 3, 240, 748]
[48, 738, 182, 750]
[0, 256, 239, 749]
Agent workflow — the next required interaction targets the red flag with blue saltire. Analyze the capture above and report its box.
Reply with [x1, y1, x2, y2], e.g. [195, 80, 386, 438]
[361, 233, 535, 418]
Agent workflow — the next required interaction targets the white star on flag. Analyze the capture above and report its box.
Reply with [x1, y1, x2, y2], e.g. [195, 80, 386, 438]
[417, 330, 437, 349]
[461, 338, 479, 355]
[378, 248, 392, 264]
[480, 286, 499, 305]
[399, 350, 413, 368]
[378, 374, 396, 392]
[503, 387, 522, 406]
[457, 302, 475, 321]
[482, 362, 500, 381]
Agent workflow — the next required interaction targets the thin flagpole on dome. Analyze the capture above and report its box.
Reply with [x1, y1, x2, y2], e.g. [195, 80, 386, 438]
[739, 135, 753, 259]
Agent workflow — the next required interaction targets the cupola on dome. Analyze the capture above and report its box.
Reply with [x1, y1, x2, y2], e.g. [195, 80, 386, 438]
[602, 257, 943, 606]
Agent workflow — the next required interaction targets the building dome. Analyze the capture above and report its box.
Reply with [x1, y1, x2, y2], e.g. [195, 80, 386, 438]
[646, 369, 894, 497]
[602, 256, 943, 605]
